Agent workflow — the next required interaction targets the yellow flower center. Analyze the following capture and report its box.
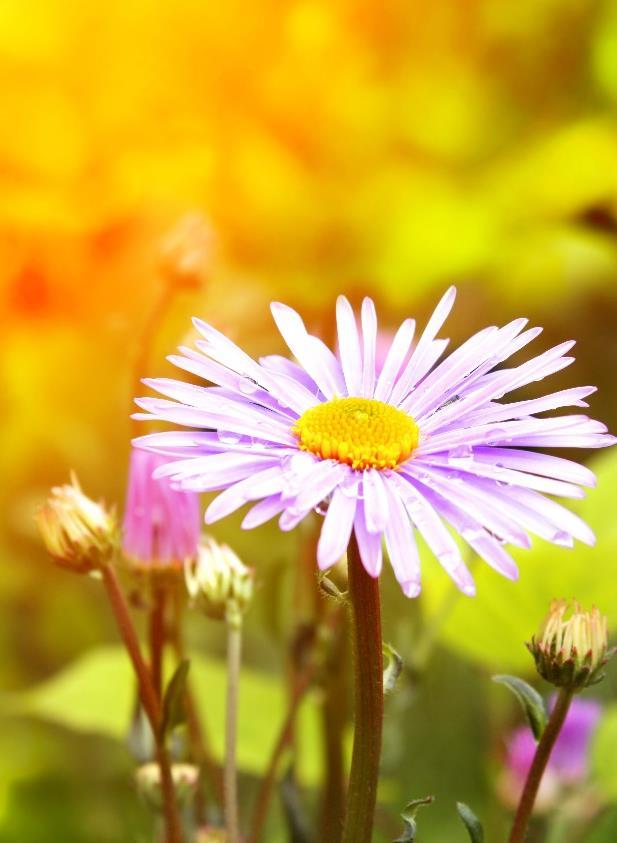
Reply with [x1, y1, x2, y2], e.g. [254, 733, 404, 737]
[293, 397, 419, 471]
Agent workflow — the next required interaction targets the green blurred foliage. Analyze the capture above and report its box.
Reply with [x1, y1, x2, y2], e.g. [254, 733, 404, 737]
[2, 0, 617, 839]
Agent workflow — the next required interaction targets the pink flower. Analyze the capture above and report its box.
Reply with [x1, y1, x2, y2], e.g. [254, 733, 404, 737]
[122, 447, 200, 569]
[499, 697, 602, 810]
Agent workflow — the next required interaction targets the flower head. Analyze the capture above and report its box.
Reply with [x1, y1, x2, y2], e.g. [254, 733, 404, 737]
[122, 447, 201, 570]
[499, 697, 602, 810]
[134, 288, 615, 597]
[158, 212, 214, 290]
[36, 474, 117, 573]
[135, 762, 198, 810]
[528, 599, 612, 691]
[186, 537, 254, 626]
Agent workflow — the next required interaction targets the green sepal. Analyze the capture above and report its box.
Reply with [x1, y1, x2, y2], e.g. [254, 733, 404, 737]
[383, 642, 404, 694]
[160, 659, 190, 740]
[493, 674, 547, 739]
[456, 802, 484, 843]
[393, 796, 434, 842]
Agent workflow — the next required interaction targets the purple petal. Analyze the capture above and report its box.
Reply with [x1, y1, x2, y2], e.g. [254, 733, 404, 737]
[317, 487, 357, 570]
[336, 295, 363, 396]
[353, 499, 383, 576]
[362, 469, 390, 533]
[383, 479, 422, 597]
[241, 494, 287, 528]
[361, 297, 378, 398]
[390, 474, 475, 594]
[374, 318, 415, 402]
[270, 302, 345, 398]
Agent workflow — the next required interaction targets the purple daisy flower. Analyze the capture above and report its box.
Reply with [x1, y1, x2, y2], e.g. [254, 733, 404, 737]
[122, 446, 201, 569]
[132, 288, 615, 596]
[501, 697, 602, 809]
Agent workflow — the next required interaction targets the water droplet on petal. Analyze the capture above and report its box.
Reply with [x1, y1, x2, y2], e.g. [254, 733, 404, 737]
[402, 579, 422, 598]
[314, 501, 328, 516]
[341, 478, 360, 498]
[218, 430, 242, 445]
[553, 530, 572, 547]
[239, 378, 259, 395]
[449, 444, 474, 466]
[489, 428, 507, 441]
[461, 526, 484, 542]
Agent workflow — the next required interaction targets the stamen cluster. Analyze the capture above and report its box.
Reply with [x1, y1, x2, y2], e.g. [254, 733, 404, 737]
[293, 397, 419, 471]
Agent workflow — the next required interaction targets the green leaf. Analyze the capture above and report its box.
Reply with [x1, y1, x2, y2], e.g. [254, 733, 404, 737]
[160, 659, 190, 739]
[393, 796, 434, 842]
[456, 802, 484, 843]
[3, 645, 326, 784]
[493, 675, 547, 740]
[422, 449, 617, 672]
[383, 642, 404, 694]
[591, 703, 617, 799]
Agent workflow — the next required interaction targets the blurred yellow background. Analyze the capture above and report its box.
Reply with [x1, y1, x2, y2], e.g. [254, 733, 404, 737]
[3, 1, 617, 840]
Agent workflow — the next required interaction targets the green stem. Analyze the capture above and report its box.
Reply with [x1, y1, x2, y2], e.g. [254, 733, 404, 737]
[508, 687, 575, 843]
[341, 535, 383, 843]
[225, 620, 243, 843]
[169, 590, 223, 817]
[101, 564, 183, 843]
[249, 667, 313, 843]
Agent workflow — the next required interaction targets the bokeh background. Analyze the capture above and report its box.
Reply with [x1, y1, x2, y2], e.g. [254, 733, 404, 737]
[3, 0, 617, 840]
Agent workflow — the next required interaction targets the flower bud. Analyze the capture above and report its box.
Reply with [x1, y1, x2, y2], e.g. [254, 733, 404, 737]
[158, 212, 214, 290]
[195, 829, 228, 843]
[528, 599, 612, 691]
[35, 474, 118, 574]
[135, 762, 198, 811]
[186, 537, 254, 627]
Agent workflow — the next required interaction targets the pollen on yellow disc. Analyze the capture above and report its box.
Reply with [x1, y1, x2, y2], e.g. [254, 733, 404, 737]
[293, 397, 419, 471]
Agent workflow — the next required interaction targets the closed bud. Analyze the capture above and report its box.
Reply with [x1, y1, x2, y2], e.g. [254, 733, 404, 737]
[135, 762, 198, 811]
[35, 474, 118, 574]
[528, 599, 613, 691]
[186, 537, 254, 627]
[195, 829, 228, 843]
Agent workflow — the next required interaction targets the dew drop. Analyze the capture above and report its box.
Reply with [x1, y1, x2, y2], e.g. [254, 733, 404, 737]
[461, 526, 484, 542]
[217, 430, 242, 445]
[402, 579, 422, 598]
[314, 501, 328, 516]
[449, 444, 474, 465]
[553, 530, 572, 547]
[341, 478, 360, 498]
[239, 378, 259, 395]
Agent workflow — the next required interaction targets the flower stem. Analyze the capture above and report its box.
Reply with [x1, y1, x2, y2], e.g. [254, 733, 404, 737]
[225, 619, 243, 843]
[508, 687, 575, 843]
[101, 564, 183, 843]
[149, 583, 167, 702]
[169, 590, 223, 817]
[341, 535, 383, 843]
[249, 666, 314, 843]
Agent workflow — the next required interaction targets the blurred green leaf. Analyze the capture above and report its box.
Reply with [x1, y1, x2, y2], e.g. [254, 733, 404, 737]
[493, 675, 547, 739]
[160, 659, 190, 740]
[591, 704, 617, 799]
[4, 645, 324, 783]
[423, 448, 617, 672]
[393, 796, 434, 842]
[456, 802, 484, 843]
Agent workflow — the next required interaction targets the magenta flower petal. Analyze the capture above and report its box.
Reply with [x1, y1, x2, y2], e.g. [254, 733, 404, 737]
[122, 447, 200, 569]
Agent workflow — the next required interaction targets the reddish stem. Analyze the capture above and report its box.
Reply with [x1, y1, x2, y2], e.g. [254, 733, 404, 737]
[341, 536, 383, 843]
